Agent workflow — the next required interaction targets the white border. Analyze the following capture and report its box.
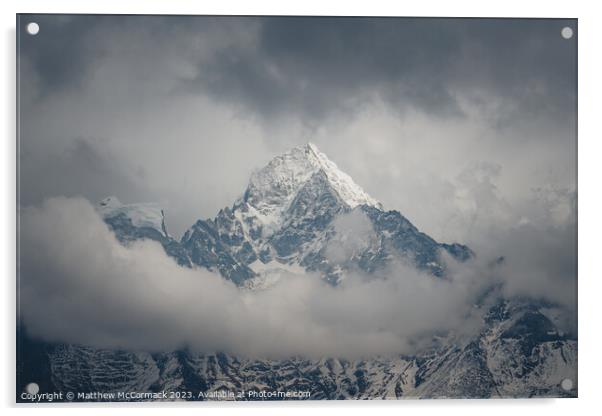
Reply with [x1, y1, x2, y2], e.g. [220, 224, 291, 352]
[2, 1, 601, 415]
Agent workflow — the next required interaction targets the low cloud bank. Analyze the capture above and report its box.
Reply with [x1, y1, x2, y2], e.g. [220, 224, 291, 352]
[19, 197, 576, 358]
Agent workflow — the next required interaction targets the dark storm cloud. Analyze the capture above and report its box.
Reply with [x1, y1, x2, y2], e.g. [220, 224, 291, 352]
[18, 15, 110, 94]
[19, 15, 576, 123]
[191, 17, 576, 124]
[18, 14, 254, 97]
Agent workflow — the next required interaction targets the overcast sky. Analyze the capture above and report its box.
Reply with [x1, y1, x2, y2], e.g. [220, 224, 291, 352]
[18, 15, 576, 242]
[17, 15, 577, 356]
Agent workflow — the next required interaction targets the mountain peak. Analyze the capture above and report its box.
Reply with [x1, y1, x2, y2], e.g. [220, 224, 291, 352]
[243, 143, 381, 219]
[301, 143, 381, 209]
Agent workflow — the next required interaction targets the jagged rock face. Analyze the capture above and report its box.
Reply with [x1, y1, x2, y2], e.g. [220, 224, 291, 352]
[180, 218, 256, 285]
[17, 144, 576, 400]
[267, 171, 346, 260]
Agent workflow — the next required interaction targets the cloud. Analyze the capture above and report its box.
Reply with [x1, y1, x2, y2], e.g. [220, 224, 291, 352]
[21, 16, 576, 126]
[19, 197, 576, 358]
[190, 17, 576, 126]
[324, 210, 376, 264]
[19, 15, 109, 96]
[18, 138, 149, 208]
[19, 197, 496, 358]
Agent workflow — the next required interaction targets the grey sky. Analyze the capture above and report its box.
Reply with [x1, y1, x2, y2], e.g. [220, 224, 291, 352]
[18, 15, 576, 243]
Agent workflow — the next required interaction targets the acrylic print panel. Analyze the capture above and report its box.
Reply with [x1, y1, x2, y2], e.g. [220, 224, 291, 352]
[16, 14, 577, 402]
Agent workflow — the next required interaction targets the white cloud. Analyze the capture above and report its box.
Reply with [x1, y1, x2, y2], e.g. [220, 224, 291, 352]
[324, 210, 376, 264]
[20, 197, 510, 358]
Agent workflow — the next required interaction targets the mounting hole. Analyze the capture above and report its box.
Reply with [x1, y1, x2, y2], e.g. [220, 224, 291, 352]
[561, 378, 573, 391]
[26, 22, 40, 36]
[561, 26, 573, 39]
[25, 382, 39, 395]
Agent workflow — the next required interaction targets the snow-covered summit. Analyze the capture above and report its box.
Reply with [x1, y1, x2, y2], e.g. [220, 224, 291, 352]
[243, 143, 381, 219]
[305, 143, 382, 209]
[97, 196, 169, 237]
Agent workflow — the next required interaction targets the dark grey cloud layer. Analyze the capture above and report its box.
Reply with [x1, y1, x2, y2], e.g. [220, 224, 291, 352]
[20, 16, 577, 125]
[19, 15, 107, 94]
[196, 17, 576, 125]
